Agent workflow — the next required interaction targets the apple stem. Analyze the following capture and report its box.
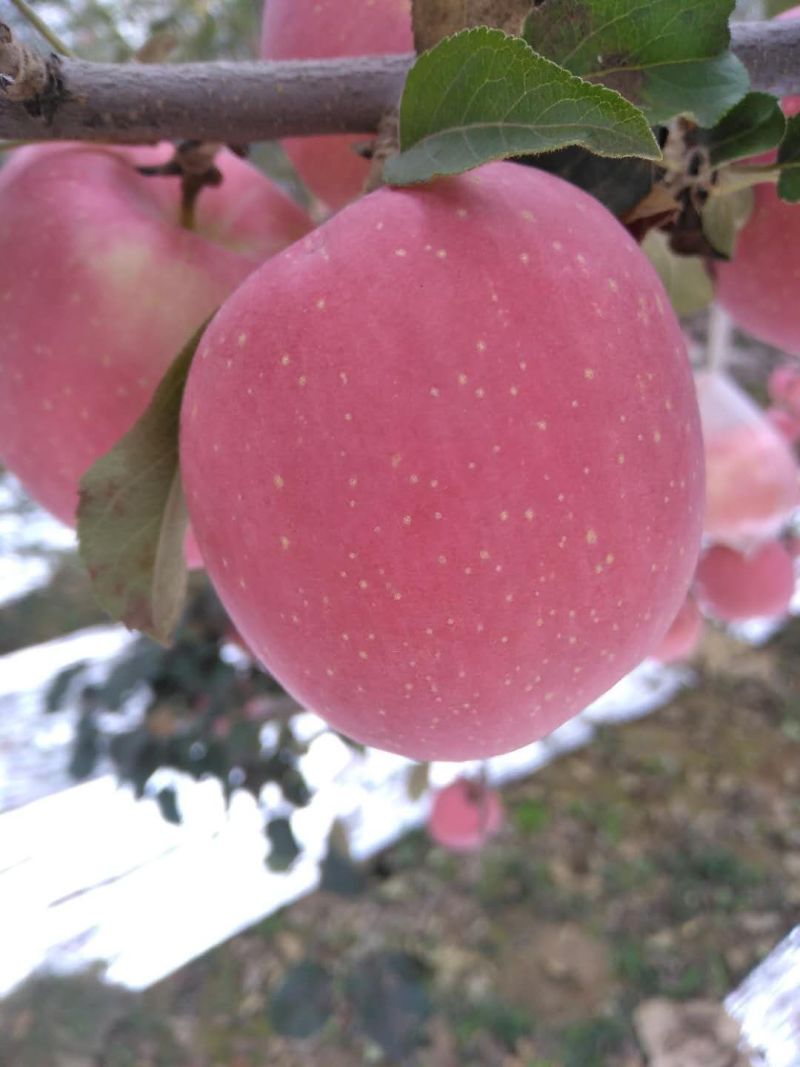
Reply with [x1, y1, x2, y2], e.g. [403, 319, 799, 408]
[7, 0, 74, 58]
[707, 303, 733, 377]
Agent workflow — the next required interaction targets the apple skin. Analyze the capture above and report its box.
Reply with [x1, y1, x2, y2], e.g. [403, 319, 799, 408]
[260, 0, 413, 211]
[427, 779, 503, 853]
[181, 161, 704, 761]
[694, 541, 795, 622]
[0, 142, 311, 529]
[650, 593, 704, 663]
[695, 372, 800, 551]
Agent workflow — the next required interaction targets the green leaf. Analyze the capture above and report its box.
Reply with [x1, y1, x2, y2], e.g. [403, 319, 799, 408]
[78, 322, 208, 645]
[778, 114, 800, 202]
[525, 0, 748, 126]
[706, 92, 786, 167]
[701, 186, 755, 258]
[642, 230, 713, 317]
[643, 52, 749, 128]
[384, 28, 660, 187]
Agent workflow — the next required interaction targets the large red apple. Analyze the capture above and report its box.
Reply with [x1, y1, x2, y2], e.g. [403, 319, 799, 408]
[694, 541, 795, 622]
[260, 0, 413, 212]
[714, 5, 800, 352]
[0, 142, 311, 529]
[427, 779, 504, 853]
[181, 161, 704, 761]
[695, 372, 800, 550]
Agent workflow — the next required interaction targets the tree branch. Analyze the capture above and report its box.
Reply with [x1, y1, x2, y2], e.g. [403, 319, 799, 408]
[0, 21, 799, 144]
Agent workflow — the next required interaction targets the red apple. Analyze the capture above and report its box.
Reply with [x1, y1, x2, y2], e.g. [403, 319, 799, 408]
[181, 161, 704, 761]
[650, 593, 704, 663]
[260, 0, 413, 211]
[427, 779, 503, 853]
[0, 142, 311, 530]
[695, 372, 800, 550]
[714, 5, 800, 351]
[695, 541, 795, 622]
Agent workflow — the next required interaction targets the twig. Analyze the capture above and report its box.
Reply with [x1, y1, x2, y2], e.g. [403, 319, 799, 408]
[7, 0, 74, 57]
[0, 21, 799, 143]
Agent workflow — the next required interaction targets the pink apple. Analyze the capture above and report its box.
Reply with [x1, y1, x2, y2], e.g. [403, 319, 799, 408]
[650, 593, 704, 663]
[0, 142, 311, 533]
[427, 779, 504, 853]
[181, 162, 703, 761]
[695, 541, 795, 622]
[695, 372, 800, 550]
[768, 362, 800, 415]
[260, 0, 413, 211]
[714, 6, 800, 351]
[766, 405, 800, 445]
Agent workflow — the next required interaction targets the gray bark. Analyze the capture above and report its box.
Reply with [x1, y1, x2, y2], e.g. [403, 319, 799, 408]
[0, 22, 799, 144]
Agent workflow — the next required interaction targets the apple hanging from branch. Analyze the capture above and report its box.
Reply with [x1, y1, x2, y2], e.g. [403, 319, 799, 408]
[181, 161, 704, 761]
[0, 141, 311, 533]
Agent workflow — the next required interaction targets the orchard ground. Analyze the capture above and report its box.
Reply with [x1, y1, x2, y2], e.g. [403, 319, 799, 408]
[0, 583, 797, 1064]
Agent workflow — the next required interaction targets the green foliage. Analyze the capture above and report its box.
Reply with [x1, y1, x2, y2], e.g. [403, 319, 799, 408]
[525, 0, 748, 126]
[559, 1016, 628, 1067]
[78, 324, 205, 645]
[511, 797, 550, 834]
[454, 997, 535, 1047]
[385, 28, 659, 186]
[778, 114, 800, 201]
[706, 92, 786, 166]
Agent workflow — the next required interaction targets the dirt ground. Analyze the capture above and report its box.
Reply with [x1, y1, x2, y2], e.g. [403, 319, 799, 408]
[1, 618, 799, 1066]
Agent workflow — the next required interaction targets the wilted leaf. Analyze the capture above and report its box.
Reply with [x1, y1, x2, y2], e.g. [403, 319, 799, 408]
[384, 28, 660, 186]
[621, 184, 681, 241]
[78, 322, 208, 645]
[701, 185, 755, 258]
[269, 960, 334, 1038]
[412, 0, 531, 51]
[778, 114, 800, 202]
[525, 0, 748, 126]
[642, 230, 713, 316]
[706, 92, 786, 167]
[346, 951, 432, 1061]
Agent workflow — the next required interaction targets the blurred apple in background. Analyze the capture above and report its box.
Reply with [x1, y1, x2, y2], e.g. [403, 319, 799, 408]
[0, 142, 311, 553]
[695, 541, 796, 622]
[260, 0, 413, 212]
[427, 779, 504, 853]
[695, 372, 800, 550]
